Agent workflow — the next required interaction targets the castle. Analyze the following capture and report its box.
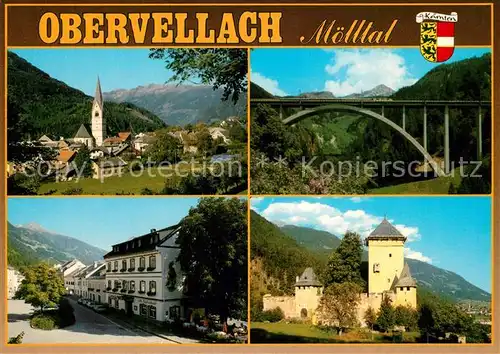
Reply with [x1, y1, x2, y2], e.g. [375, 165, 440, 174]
[73, 77, 107, 149]
[262, 218, 417, 327]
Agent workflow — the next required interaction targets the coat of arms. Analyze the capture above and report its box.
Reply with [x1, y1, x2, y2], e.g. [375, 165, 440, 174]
[416, 12, 458, 63]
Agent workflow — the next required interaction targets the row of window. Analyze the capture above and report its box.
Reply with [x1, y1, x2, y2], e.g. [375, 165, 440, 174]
[107, 256, 156, 272]
[107, 280, 156, 295]
[111, 234, 160, 253]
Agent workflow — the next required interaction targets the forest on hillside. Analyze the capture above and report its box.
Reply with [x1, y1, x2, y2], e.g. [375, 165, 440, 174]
[7, 51, 166, 142]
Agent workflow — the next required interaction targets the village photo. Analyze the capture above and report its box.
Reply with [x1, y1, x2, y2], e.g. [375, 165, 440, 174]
[7, 48, 248, 195]
[7, 197, 248, 344]
[250, 48, 492, 194]
[250, 196, 491, 343]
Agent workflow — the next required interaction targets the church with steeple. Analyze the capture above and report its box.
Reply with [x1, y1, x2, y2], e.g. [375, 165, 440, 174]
[73, 78, 107, 148]
[262, 217, 417, 327]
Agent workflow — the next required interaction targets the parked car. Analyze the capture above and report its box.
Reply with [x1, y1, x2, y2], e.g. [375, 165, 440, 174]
[93, 304, 108, 313]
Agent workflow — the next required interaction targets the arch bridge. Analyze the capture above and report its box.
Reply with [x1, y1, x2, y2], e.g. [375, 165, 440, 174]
[251, 98, 491, 177]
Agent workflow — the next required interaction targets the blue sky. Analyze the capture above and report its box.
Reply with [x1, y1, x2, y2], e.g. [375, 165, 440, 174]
[251, 48, 491, 97]
[10, 49, 174, 95]
[8, 197, 248, 252]
[251, 196, 492, 293]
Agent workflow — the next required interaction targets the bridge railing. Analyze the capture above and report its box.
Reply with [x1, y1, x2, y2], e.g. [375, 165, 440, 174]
[250, 98, 492, 108]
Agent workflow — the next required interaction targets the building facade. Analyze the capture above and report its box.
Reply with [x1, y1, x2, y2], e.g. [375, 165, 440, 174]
[7, 266, 24, 299]
[263, 218, 417, 327]
[91, 77, 106, 147]
[104, 225, 186, 322]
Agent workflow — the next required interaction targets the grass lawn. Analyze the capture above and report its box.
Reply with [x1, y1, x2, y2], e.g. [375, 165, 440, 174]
[38, 165, 200, 195]
[369, 168, 463, 194]
[250, 322, 419, 343]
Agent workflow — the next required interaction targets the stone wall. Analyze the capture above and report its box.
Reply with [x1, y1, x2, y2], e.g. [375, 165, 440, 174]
[262, 294, 296, 318]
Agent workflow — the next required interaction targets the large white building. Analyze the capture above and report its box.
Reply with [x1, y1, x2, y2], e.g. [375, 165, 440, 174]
[103, 225, 186, 322]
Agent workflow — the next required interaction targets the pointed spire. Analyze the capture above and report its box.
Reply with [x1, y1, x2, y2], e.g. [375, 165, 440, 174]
[93, 76, 103, 109]
[395, 262, 417, 288]
[366, 216, 406, 242]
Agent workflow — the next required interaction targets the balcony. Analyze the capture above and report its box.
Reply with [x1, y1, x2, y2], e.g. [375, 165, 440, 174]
[128, 290, 135, 294]
[146, 267, 156, 271]
[88, 288, 95, 291]
[112, 288, 118, 292]
[128, 268, 135, 272]
[120, 289, 127, 293]
[96, 289, 101, 292]
[112, 269, 118, 273]
[120, 268, 126, 273]
[138, 290, 145, 294]
[138, 267, 145, 272]
[106, 287, 112, 291]
[147, 291, 156, 297]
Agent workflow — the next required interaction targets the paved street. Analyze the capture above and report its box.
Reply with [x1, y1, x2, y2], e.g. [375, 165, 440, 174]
[8, 299, 179, 344]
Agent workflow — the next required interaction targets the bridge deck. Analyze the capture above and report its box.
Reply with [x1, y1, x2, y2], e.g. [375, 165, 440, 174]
[251, 98, 491, 108]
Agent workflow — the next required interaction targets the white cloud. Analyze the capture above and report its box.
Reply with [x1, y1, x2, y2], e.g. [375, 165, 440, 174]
[404, 247, 432, 263]
[350, 197, 372, 203]
[260, 200, 423, 245]
[251, 72, 288, 96]
[323, 49, 417, 96]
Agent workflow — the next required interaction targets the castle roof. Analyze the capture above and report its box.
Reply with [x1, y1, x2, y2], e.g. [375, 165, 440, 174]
[395, 262, 417, 288]
[74, 124, 92, 139]
[295, 267, 322, 287]
[93, 77, 103, 109]
[366, 218, 406, 243]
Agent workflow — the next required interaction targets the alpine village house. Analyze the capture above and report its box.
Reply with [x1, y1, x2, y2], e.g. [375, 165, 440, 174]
[63, 224, 189, 323]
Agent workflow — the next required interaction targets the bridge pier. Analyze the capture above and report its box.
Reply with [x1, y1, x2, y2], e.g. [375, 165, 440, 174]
[402, 105, 406, 131]
[478, 105, 482, 160]
[279, 105, 283, 120]
[381, 106, 385, 117]
[423, 105, 427, 152]
[444, 105, 450, 175]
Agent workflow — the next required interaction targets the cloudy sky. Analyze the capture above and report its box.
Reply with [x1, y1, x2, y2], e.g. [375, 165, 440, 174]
[251, 196, 491, 292]
[250, 48, 491, 97]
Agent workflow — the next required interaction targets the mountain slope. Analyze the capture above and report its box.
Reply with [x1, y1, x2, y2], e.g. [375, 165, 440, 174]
[252, 218, 489, 302]
[103, 83, 247, 126]
[7, 51, 165, 140]
[344, 84, 394, 98]
[7, 222, 106, 268]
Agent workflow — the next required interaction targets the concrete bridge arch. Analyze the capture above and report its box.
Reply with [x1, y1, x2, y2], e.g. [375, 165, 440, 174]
[282, 104, 446, 177]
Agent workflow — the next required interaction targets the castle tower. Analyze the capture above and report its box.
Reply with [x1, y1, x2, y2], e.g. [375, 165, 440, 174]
[294, 268, 323, 319]
[366, 218, 407, 294]
[91, 77, 106, 146]
[393, 262, 417, 308]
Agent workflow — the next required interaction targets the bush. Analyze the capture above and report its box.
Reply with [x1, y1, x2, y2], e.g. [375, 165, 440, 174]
[8, 331, 24, 344]
[260, 307, 284, 323]
[31, 314, 56, 330]
[58, 298, 76, 328]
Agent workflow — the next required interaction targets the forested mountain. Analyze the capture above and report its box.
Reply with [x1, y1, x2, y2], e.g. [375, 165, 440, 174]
[7, 222, 106, 269]
[103, 83, 247, 126]
[250, 211, 490, 313]
[7, 51, 166, 140]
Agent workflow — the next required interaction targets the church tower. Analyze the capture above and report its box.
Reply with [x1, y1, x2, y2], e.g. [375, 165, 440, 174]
[366, 218, 407, 294]
[91, 77, 106, 146]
